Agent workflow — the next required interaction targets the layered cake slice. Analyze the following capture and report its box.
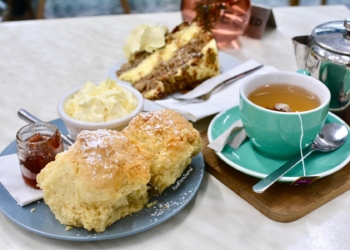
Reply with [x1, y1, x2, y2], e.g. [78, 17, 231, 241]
[116, 22, 220, 100]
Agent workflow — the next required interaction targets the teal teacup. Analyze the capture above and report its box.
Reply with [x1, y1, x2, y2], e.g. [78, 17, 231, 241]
[239, 71, 331, 159]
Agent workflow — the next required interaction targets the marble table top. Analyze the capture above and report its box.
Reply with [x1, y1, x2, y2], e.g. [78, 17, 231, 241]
[1, 4, 350, 250]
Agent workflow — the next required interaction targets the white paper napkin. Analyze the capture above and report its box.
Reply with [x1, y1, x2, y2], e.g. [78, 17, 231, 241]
[227, 129, 247, 149]
[0, 154, 43, 206]
[208, 119, 244, 151]
[155, 63, 277, 122]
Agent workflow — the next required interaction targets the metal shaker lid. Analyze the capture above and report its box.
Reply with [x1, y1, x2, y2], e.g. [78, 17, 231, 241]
[311, 18, 350, 56]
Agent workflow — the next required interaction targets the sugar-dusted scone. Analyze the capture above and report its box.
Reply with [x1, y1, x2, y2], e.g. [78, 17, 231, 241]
[117, 22, 220, 100]
[122, 109, 202, 193]
[37, 130, 151, 233]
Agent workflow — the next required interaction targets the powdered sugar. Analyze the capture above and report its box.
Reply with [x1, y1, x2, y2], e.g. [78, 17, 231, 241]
[134, 110, 180, 136]
[79, 129, 125, 151]
[74, 129, 128, 179]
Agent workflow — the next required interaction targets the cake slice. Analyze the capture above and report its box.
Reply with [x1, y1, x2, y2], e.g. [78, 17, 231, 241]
[117, 22, 220, 100]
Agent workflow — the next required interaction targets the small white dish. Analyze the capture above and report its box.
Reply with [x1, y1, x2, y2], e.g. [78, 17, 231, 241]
[57, 84, 144, 140]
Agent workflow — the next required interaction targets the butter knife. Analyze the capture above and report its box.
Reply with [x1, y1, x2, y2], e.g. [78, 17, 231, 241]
[17, 109, 75, 146]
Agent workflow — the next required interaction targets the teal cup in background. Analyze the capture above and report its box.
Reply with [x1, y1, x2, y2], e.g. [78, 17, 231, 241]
[298, 62, 350, 111]
[239, 71, 331, 159]
[319, 62, 350, 111]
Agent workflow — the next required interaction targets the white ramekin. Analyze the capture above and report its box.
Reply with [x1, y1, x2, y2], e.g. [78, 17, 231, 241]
[57, 84, 144, 140]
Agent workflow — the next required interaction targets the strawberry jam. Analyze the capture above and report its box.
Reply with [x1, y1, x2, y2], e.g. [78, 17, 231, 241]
[16, 122, 64, 189]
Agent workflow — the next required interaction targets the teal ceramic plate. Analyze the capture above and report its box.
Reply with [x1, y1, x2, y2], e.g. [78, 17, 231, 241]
[207, 105, 350, 182]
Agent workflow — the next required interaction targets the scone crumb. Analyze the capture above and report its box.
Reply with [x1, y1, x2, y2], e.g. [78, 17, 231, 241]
[146, 200, 157, 208]
[65, 226, 73, 231]
[30, 208, 36, 213]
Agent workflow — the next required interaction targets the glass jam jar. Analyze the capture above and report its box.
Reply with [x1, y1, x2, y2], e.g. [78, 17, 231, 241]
[181, 0, 251, 49]
[16, 122, 64, 189]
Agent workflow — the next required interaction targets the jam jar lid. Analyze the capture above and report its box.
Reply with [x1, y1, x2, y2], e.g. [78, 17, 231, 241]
[311, 18, 350, 56]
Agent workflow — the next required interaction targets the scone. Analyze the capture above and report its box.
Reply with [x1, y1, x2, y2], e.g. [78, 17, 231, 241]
[117, 22, 220, 100]
[37, 129, 151, 233]
[122, 109, 202, 193]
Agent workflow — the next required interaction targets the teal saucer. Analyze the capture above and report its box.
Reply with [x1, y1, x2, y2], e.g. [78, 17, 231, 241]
[208, 106, 350, 182]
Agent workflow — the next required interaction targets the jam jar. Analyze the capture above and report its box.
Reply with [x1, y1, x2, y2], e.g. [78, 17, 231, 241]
[16, 122, 64, 189]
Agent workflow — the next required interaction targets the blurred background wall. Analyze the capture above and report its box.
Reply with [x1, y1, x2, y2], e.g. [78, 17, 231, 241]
[1, 0, 350, 21]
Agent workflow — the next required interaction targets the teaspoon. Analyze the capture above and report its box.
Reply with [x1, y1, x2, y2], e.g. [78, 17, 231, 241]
[253, 123, 348, 193]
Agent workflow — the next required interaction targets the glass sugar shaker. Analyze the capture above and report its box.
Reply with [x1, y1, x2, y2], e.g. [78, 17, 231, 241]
[181, 0, 251, 49]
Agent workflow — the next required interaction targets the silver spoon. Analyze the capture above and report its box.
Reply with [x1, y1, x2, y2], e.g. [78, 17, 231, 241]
[253, 123, 348, 193]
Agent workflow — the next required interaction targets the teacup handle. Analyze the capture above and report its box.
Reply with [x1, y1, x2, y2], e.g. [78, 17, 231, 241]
[297, 69, 311, 76]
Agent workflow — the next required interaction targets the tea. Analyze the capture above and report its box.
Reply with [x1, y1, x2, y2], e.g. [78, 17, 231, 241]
[248, 83, 320, 112]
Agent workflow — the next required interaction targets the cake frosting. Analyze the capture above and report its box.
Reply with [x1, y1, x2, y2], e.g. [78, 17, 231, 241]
[123, 24, 168, 61]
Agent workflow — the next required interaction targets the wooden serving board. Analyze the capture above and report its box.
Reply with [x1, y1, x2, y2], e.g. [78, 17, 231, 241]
[200, 132, 350, 222]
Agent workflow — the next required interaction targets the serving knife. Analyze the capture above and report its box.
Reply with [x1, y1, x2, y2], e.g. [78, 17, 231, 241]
[17, 109, 75, 146]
